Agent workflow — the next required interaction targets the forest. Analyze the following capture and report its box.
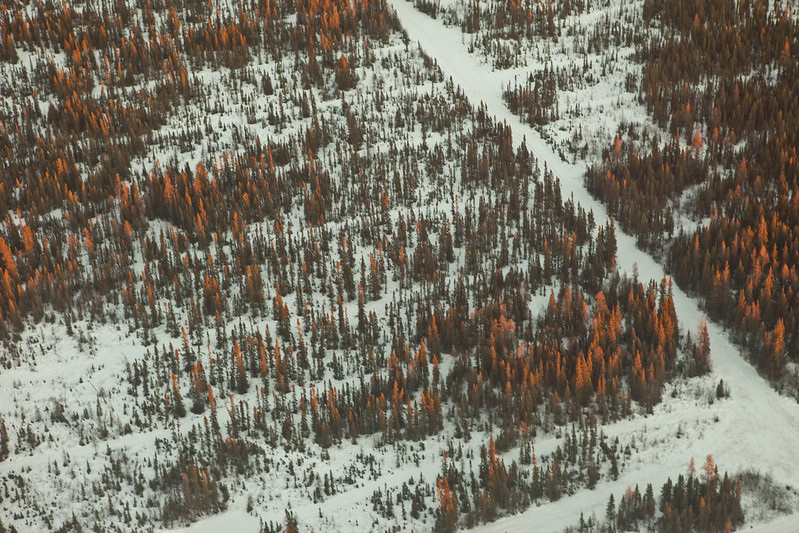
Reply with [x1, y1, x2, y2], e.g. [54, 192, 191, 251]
[585, 0, 798, 387]
[0, 0, 791, 531]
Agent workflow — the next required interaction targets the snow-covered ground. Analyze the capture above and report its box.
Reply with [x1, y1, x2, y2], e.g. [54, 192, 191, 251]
[388, 0, 799, 529]
[2, 1, 798, 531]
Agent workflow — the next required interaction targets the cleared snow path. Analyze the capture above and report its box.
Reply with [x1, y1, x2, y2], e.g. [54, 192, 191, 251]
[388, 0, 799, 530]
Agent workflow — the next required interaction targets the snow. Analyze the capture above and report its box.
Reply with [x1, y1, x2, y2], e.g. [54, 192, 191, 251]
[2, 1, 798, 531]
[388, 0, 799, 530]
[161, 508, 260, 533]
[744, 514, 799, 533]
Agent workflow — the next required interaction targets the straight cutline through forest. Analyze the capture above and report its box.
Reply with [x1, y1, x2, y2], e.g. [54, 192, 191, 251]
[387, 0, 799, 530]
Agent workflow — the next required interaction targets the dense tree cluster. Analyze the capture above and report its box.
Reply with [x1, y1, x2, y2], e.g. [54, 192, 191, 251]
[585, 130, 695, 249]
[0, 0, 711, 531]
[570, 456, 744, 533]
[504, 65, 560, 127]
[0, 0, 404, 338]
[582, 0, 798, 386]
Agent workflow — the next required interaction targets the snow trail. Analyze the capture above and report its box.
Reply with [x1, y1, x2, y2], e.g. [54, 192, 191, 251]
[388, 0, 799, 529]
